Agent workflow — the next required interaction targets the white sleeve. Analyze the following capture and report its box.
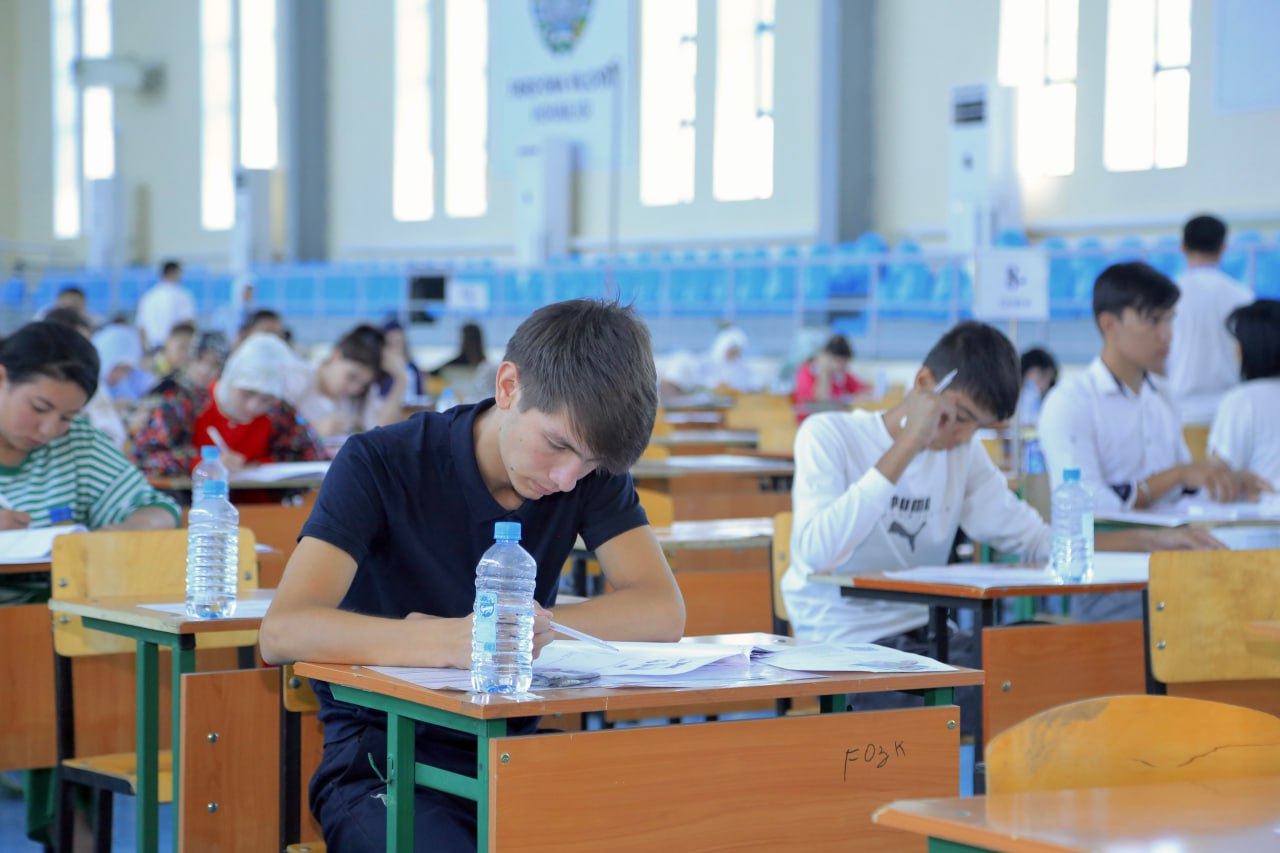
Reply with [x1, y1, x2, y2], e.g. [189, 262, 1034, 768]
[789, 415, 895, 579]
[1038, 384, 1129, 513]
[1208, 393, 1251, 470]
[958, 441, 1054, 564]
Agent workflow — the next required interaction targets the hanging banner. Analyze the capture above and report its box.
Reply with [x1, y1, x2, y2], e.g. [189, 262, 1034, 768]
[492, 0, 632, 173]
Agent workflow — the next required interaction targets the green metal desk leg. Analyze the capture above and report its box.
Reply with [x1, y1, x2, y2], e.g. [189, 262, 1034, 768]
[819, 694, 849, 713]
[928, 838, 991, 852]
[170, 639, 196, 853]
[923, 687, 954, 707]
[135, 640, 159, 853]
[473, 719, 505, 852]
[387, 712, 415, 853]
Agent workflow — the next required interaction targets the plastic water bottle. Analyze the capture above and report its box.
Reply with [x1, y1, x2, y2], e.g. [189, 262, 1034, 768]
[471, 521, 537, 694]
[185, 479, 240, 618]
[192, 445, 229, 504]
[1050, 468, 1094, 584]
[436, 387, 458, 412]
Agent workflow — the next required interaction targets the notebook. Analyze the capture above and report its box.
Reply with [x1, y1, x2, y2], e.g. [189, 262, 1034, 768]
[0, 525, 89, 564]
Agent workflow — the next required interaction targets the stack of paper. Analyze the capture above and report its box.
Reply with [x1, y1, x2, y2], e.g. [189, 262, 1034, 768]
[233, 461, 331, 483]
[0, 525, 88, 564]
[882, 552, 1150, 588]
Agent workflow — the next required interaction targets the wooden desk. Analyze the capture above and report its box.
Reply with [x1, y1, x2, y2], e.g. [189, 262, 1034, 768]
[874, 775, 1280, 852]
[299, 641, 982, 852]
[650, 429, 759, 450]
[662, 411, 724, 427]
[632, 454, 794, 521]
[0, 560, 50, 576]
[47, 591, 272, 853]
[149, 475, 325, 492]
[662, 393, 735, 411]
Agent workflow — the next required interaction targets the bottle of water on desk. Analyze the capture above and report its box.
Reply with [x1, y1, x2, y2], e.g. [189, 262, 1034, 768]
[185, 473, 240, 619]
[1050, 468, 1094, 584]
[192, 445, 229, 503]
[471, 521, 537, 694]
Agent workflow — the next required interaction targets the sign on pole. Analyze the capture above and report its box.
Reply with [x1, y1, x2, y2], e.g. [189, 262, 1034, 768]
[973, 248, 1050, 321]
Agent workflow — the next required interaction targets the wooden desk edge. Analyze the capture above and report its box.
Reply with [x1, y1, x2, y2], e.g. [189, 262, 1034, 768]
[48, 589, 274, 634]
[812, 573, 1148, 599]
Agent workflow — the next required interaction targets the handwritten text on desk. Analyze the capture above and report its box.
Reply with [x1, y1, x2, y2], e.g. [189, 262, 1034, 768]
[843, 741, 907, 778]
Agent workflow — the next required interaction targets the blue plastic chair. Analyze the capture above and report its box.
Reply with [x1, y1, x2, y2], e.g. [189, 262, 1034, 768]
[1223, 230, 1264, 286]
[879, 241, 935, 319]
[995, 228, 1029, 247]
[1148, 235, 1187, 281]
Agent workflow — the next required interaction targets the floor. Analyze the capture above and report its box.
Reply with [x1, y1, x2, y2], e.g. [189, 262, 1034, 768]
[0, 743, 975, 850]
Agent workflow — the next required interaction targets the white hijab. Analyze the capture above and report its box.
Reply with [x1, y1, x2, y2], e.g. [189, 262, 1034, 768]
[91, 324, 143, 384]
[213, 332, 301, 413]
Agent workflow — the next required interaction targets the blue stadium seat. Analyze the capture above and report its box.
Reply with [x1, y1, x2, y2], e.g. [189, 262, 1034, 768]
[364, 273, 405, 315]
[499, 270, 546, 316]
[933, 264, 973, 319]
[994, 228, 1029, 247]
[730, 248, 778, 315]
[1147, 235, 1186, 281]
[1222, 230, 1264, 286]
[1256, 235, 1280, 298]
[2, 278, 24, 308]
[668, 251, 725, 316]
[1070, 237, 1108, 315]
[880, 241, 936, 319]
[614, 253, 663, 312]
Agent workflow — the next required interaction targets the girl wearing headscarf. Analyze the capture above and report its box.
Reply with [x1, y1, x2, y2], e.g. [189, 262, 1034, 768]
[130, 333, 323, 477]
[91, 321, 155, 411]
[703, 325, 763, 392]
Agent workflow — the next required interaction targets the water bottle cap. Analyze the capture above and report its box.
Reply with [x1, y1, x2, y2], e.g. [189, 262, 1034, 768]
[1063, 468, 1081, 482]
[201, 446, 221, 460]
[494, 521, 521, 541]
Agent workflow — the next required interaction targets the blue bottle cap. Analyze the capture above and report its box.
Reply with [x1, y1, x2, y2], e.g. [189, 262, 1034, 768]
[494, 521, 521, 541]
[49, 505, 74, 524]
[201, 445, 221, 460]
[1063, 468, 1081, 482]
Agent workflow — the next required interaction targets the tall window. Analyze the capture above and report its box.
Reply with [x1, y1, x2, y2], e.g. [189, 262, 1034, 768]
[999, 0, 1079, 177]
[239, 0, 279, 170]
[1104, 0, 1191, 171]
[639, 0, 697, 206]
[443, 0, 488, 218]
[393, 0, 433, 221]
[201, 0, 235, 229]
[712, 0, 774, 201]
[51, 0, 115, 238]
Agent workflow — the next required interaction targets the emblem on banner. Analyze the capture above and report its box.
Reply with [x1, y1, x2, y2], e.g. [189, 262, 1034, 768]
[531, 0, 593, 54]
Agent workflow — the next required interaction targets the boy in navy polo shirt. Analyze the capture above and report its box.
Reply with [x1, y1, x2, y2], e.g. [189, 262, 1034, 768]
[261, 300, 686, 850]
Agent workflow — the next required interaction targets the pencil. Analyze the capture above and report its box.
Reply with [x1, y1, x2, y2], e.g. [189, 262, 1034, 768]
[549, 620, 620, 652]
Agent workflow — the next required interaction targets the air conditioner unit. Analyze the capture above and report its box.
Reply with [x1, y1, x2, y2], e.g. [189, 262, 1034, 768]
[85, 177, 128, 271]
[231, 169, 273, 273]
[947, 83, 1020, 251]
[513, 139, 574, 265]
[73, 56, 163, 95]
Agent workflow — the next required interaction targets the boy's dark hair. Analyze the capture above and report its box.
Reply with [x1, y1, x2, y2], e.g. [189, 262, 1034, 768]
[239, 308, 282, 336]
[335, 324, 386, 378]
[1182, 214, 1228, 256]
[823, 334, 853, 360]
[0, 321, 100, 400]
[460, 322, 486, 365]
[57, 285, 86, 299]
[44, 307, 92, 335]
[160, 259, 182, 279]
[169, 321, 197, 338]
[921, 321, 1020, 422]
[195, 331, 231, 361]
[504, 299, 657, 474]
[1092, 262, 1180, 325]
[1227, 299, 1280, 382]
[1020, 347, 1058, 380]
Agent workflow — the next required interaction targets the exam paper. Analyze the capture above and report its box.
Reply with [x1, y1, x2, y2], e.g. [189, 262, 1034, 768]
[138, 598, 272, 618]
[233, 461, 331, 483]
[752, 642, 955, 673]
[0, 525, 88, 564]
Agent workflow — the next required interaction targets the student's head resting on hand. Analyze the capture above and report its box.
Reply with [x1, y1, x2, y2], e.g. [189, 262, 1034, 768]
[914, 321, 1021, 451]
[319, 325, 385, 400]
[1092, 261, 1180, 377]
[483, 299, 657, 501]
[0, 321, 99, 459]
[213, 332, 290, 425]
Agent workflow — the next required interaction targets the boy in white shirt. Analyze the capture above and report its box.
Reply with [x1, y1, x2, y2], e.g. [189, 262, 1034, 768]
[1167, 215, 1253, 424]
[1209, 300, 1280, 485]
[782, 321, 1216, 650]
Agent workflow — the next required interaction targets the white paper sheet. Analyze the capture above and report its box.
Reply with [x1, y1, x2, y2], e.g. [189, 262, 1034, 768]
[753, 642, 955, 673]
[882, 552, 1151, 588]
[0, 525, 88, 564]
[233, 461, 331, 483]
[1098, 495, 1280, 527]
[138, 598, 272, 618]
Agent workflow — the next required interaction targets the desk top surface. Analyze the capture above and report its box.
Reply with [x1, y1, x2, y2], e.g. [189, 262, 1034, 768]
[47, 589, 274, 634]
[631, 454, 795, 478]
[296, 634, 982, 721]
[150, 476, 322, 491]
[651, 517, 775, 550]
[0, 560, 50, 575]
[811, 569, 1147, 600]
[651, 430, 759, 447]
[662, 411, 725, 426]
[874, 775, 1280, 852]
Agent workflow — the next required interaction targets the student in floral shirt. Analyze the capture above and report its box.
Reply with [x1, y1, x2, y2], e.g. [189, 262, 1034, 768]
[130, 332, 324, 477]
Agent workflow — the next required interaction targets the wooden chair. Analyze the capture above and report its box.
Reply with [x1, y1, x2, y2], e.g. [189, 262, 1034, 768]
[981, 621, 1146, 748]
[755, 424, 797, 457]
[770, 511, 792, 636]
[985, 694, 1280, 794]
[1183, 424, 1210, 462]
[280, 664, 326, 852]
[50, 528, 259, 850]
[236, 501, 311, 588]
[1148, 549, 1280, 715]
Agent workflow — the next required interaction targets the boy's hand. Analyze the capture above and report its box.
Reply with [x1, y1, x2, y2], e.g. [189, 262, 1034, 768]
[1181, 462, 1273, 503]
[1144, 527, 1225, 551]
[405, 611, 474, 669]
[0, 509, 31, 530]
[532, 603, 555, 658]
[898, 388, 956, 450]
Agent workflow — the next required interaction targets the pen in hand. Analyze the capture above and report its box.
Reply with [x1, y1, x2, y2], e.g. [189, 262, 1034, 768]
[900, 368, 959, 429]
[549, 620, 620, 652]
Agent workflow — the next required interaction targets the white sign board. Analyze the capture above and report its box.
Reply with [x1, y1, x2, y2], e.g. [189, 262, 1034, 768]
[447, 278, 491, 314]
[973, 248, 1049, 321]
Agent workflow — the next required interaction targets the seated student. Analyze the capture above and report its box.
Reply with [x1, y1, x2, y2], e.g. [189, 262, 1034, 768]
[377, 319, 425, 403]
[291, 324, 406, 438]
[259, 300, 685, 851]
[0, 321, 179, 532]
[43, 306, 129, 449]
[130, 332, 324, 477]
[792, 334, 870, 406]
[1039, 262, 1269, 513]
[32, 284, 91, 323]
[781, 321, 1216, 656]
[702, 325, 763, 393]
[148, 320, 196, 379]
[1018, 346, 1059, 426]
[234, 307, 285, 348]
[91, 321, 154, 414]
[1208, 300, 1280, 485]
[129, 331, 230, 437]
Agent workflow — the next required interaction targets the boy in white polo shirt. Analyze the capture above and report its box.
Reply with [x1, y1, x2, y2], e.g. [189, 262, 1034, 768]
[781, 321, 1216, 650]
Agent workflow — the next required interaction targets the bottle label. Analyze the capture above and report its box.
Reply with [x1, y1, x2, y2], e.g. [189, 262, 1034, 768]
[475, 591, 498, 648]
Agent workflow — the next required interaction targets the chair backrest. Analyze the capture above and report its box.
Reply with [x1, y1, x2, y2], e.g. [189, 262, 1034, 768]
[985, 694, 1280, 794]
[1148, 549, 1280, 714]
[1182, 424, 1210, 461]
[756, 424, 797, 457]
[636, 488, 675, 529]
[771, 511, 793, 631]
[51, 528, 259, 657]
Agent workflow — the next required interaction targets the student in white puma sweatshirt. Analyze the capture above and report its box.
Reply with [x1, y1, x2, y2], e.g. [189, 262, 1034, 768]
[781, 321, 1220, 647]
